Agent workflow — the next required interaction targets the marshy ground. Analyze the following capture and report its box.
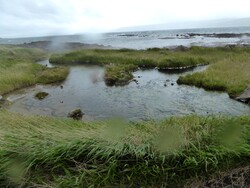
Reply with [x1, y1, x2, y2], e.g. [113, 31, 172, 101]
[0, 44, 250, 187]
[50, 46, 250, 98]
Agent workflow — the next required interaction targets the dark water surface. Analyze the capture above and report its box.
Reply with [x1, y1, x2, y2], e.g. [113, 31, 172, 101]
[6, 60, 250, 120]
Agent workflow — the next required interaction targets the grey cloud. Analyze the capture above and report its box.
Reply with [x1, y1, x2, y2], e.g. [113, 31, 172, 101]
[0, 0, 78, 37]
[1, 0, 72, 23]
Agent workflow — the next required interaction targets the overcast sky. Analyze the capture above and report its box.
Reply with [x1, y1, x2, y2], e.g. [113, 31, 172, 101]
[1, 0, 250, 38]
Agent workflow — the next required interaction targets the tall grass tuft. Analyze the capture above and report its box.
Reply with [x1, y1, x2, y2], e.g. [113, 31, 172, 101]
[178, 55, 250, 97]
[0, 111, 250, 187]
[0, 45, 69, 95]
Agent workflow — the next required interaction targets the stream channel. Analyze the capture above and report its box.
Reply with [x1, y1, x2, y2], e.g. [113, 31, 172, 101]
[6, 60, 250, 121]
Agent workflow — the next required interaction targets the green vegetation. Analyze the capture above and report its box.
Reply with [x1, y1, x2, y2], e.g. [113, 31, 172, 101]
[50, 47, 250, 93]
[104, 64, 137, 86]
[0, 45, 69, 95]
[50, 48, 209, 85]
[178, 55, 250, 97]
[35, 66, 70, 84]
[176, 46, 250, 97]
[49, 48, 211, 69]
[67, 109, 84, 120]
[0, 111, 250, 187]
[1, 45, 250, 187]
[158, 56, 208, 69]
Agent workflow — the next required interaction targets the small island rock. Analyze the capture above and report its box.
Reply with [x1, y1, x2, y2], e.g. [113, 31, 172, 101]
[35, 92, 49, 100]
[68, 109, 84, 120]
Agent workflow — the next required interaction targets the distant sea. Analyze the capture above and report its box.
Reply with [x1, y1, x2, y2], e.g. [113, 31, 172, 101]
[1, 26, 250, 49]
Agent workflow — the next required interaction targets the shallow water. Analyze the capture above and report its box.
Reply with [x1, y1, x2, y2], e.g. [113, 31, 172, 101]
[6, 61, 250, 120]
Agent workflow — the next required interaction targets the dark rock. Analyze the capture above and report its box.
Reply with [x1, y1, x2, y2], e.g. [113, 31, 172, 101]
[35, 92, 49, 100]
[236, 87, 250, 103]
[187, 32, 250, 38]
[174, 45, 189, 51]
[164, 84, 167, 87]
[0, 95, 4, 108]
[132, 79, 139, 84]
[117, 34, 137, 37]
[104, 79, 116, 86]
[137, 76, 141, 78]
[171, 83, 174, 86]
[133, 79, 138, 82]
[60, 85, 63, 89]
[68, 109, 84, 120]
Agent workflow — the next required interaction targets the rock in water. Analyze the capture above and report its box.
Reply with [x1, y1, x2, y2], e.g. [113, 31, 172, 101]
[68, 109, 84, 120]
[236, 87, 250, 103]
[35, 92, 49, 100]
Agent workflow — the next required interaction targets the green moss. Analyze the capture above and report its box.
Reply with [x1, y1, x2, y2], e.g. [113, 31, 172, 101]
[36, 66, 69, 84]
[104, 64, 136, 86]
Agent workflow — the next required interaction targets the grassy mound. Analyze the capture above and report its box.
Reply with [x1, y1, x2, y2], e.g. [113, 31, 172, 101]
[49, 48, 211, 69]
[0, 111, 250, 187]
[178, 55, 250, 97]
[104, 64, 137, 86]
[0, 45, 69, 95]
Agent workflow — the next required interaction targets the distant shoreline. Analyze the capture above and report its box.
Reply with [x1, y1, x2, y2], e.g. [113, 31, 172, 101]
[1, 26, 250, 49]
